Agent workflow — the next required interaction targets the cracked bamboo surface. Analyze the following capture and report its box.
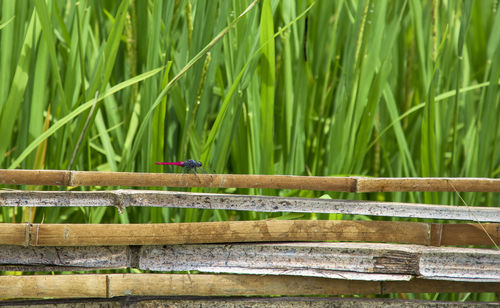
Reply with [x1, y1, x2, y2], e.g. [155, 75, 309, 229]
[1, 189, 499, 221]
[1, 243, 500, 282]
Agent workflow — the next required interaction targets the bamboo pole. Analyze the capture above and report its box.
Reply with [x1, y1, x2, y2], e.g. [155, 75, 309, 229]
[2, 297, 491, 307]
[355, 177, 500, 192]
[0, 169, 354, 191]
[0, 221, 498, 247]
[437, 223, 500, 246]
[1, 274, 499, 299]
[0, 223, 28, 245]
[137, 242, 500, 281]
[1, 190, 500, 222]
[0, 220, 430, 246]
[1, 169, 499, 192]
[2, 242, 500, 280]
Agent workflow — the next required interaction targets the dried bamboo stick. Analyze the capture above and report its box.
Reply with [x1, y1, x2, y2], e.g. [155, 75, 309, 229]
[1, 169, 499, 192]
[1, 273, 500, 299]
[0, 223, 28, 245]
[2, 297, 490, 307]
[0, 169, 355, 191]
[1, 189, 499, 222]
[0, 221, 498, 247]
[0, 245, 129, 271]
[437, 223, 500, 246]
[0, 220, 430, 246]
[355, 177, 500, 192]
[137, 243, 500, 281]
[2, 242, 499, 280]
[0, 274, 106, 298]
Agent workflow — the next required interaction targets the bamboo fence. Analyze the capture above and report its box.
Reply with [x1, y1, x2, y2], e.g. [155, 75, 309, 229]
[0, 170, 499, 302]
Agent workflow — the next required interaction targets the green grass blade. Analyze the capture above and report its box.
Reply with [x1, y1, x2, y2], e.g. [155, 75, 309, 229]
[124, 0, 259, 171]
[95, 109, 118, 171]
[0, 11, 40, 166]
[8, 67, 164, 169]
[259, 0, 275, 174]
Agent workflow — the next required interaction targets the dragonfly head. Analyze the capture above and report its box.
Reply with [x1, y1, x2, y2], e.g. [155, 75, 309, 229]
[185, 159, 202, 169]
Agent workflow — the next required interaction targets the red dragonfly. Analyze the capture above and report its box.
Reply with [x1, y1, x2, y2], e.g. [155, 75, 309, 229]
[155, 159, 203, 173]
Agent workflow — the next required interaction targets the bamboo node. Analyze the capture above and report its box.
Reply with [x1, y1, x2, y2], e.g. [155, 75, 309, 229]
[114, 191, 126, 214]
[24, 222, 31, 247]
[66, 170, 74, 186]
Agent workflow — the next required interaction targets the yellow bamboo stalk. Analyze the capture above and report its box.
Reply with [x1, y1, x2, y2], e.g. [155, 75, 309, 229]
[0, 221, 498, 247]
[1, 169, 499, 192]
[1, 274, 499, 299]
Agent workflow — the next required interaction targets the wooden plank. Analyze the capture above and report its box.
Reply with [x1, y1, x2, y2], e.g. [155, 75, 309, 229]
[1, 169, 499, 192]
[1, 274, 500, 299]
[22, 220, 430, 246]
[0, 274, 106, 299]
[2, 190, 500, 222]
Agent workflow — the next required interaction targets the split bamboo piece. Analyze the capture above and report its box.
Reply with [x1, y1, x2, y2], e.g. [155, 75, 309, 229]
[1, 190, 500, 222]
[2, 236, 500, 280]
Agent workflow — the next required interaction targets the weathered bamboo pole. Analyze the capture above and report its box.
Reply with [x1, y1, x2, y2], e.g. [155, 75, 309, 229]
[0, 169, 354, 191]
[0, 221, 429, 246]
[355, 177, 500, 192]
[0, 221, 498, 247]
[1, 297, 492, 307]
[1, 190, 499, 222]
[1, 274, 499, 299]
[2, 242, 500, 280]
[1, 169, 499, 192]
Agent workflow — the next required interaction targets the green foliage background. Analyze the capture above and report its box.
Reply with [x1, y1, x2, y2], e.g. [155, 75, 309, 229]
[0, 0, 499, 301]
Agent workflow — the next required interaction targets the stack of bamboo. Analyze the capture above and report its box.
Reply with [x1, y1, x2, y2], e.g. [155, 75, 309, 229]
[0, 169, 499, 303]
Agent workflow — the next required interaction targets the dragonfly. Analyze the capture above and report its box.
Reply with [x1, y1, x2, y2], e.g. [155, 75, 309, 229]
[155, 159, 203, 173]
